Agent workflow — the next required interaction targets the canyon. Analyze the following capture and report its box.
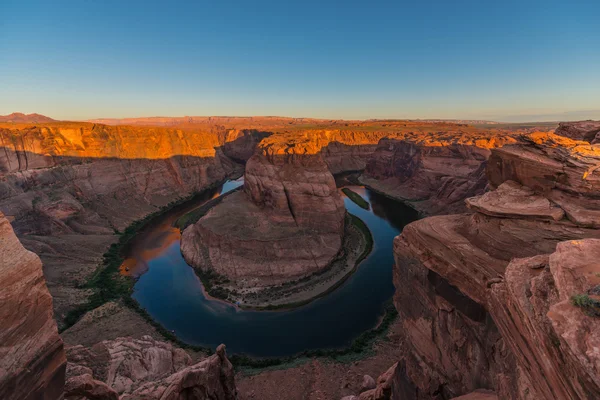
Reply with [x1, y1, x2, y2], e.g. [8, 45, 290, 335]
[2, 115, 600, 400]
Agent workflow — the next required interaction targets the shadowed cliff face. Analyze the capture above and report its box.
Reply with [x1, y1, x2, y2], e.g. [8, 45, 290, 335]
[0, 212, 66, 400]
[362, 134, 517, 215]
[389, 132, 600, 399]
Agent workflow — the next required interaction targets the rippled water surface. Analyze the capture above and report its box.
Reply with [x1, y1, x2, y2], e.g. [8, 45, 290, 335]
[125, 178, 418, 357]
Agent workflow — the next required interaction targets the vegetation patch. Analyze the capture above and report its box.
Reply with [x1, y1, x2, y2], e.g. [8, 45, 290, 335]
[571, 293, 600, 317]
[342, 188, 370, 210]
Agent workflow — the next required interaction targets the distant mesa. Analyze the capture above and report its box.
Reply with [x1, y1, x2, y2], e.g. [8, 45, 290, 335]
[0, 112, 56, 123]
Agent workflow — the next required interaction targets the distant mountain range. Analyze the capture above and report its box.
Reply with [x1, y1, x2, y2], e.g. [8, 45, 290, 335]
[2, 111, 599, 126]
[496, 110, 600, 123]
[0, 113, 56, 123]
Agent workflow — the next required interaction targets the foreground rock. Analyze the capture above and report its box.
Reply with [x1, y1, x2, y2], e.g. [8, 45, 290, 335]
[0, 212, 66, 400]
[488, 239, 600, 399]
[389, 132, 600, 399]
[66, 337, 236, 399]
[181, 133, 346, 289]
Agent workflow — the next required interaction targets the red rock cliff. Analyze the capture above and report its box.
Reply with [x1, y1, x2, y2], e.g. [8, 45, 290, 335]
[362, 133, 516, 215]
[0, 212, 66, 400]
[390, 132, 600, 399]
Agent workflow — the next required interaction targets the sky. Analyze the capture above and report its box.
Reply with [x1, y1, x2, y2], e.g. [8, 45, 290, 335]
[1, 0, 599, 122]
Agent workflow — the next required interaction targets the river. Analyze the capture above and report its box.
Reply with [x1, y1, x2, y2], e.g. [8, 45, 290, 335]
[121, 177, 419, 357]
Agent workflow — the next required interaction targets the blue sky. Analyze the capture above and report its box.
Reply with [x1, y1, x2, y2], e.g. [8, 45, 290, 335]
[1, 0, 599, 121]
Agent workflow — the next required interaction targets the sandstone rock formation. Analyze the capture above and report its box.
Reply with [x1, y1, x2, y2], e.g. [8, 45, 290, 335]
[181, 133, 346, 287]
[0, 123, 249, 324]
[0, 212, 66, 400]
[488, 239, 600, 399]
[554, 120, 600, 143]
[362, 134, 516, 215]
[65, 337, 236, 400]
[389, 132, 600, 399]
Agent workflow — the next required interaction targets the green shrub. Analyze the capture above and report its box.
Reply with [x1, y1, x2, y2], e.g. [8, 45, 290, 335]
[571, 294, 600, 317]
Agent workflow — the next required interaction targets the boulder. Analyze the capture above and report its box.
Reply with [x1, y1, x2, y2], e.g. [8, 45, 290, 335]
[122, 344, 236, 400]
[64, 373, 119, 400]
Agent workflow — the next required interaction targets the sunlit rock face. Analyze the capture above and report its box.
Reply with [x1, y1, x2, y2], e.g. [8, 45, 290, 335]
[389, 131, 600, 399]
[181, 133, 346, 286]
[0, 212, 66, 400]
[554, 120, 600, 143]
[362, 133, 516, 215]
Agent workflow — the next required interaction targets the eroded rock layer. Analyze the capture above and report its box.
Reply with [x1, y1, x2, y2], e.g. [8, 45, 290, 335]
[390, 132, 600, 399]
[488, 240, 600, 400]
[554, 120, 600, 143]
[0, 212, 66, 400]
[182, 134, 346, 286]
[362, 133, 516, 215]
[65, 336, 236, 400]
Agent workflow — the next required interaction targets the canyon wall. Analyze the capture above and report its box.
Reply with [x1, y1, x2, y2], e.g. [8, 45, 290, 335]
[0, 123, 248, 325]
[181, 132, 347, 286]
[362, 134, 516, 215]
[0, 212, 66, 400]
[389, 132, 600, 399]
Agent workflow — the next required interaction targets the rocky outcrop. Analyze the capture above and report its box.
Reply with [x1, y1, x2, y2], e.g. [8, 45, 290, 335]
[66, 337, 236, 400]
[181, 133, 346, 286]
[389, 132, 600, 399]
[488, 239, 600, 399]
[465, 180, 564, 220]
[65, 372, 119, 400]
[0, 212, 66, 400]
[554, 120, 600, 143]
[362, 134, 516, 215]
[122, 344, 236, 400]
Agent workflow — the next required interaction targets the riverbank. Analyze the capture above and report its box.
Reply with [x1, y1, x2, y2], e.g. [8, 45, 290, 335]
[187, 210, 373, 310]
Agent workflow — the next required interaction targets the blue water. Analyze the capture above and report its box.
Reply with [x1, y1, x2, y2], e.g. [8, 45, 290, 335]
[126, 178, 418, 357]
